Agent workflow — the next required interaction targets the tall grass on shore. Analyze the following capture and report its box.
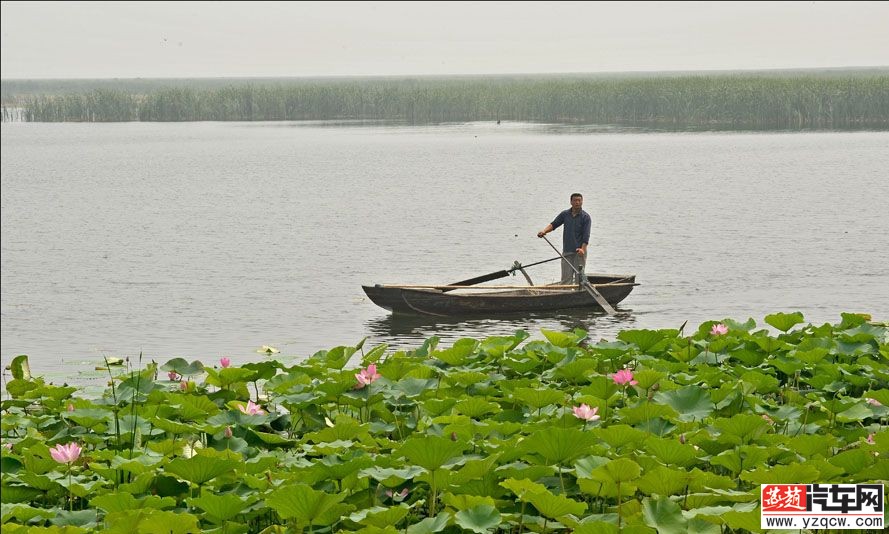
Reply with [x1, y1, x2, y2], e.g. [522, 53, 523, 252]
[3, 73, 888, 130]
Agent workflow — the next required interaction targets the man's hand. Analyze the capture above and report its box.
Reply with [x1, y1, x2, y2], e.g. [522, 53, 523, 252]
[537, 230, 546, 238]
[576, 248, 585, 256]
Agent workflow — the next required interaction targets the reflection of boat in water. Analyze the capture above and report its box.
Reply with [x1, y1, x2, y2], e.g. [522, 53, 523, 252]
[363, 273, 638, 317]
[364, 307, 638, 351]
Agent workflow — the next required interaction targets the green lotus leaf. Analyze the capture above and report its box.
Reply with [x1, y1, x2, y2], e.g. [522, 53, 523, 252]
[480, 331, 528, 357]
[265, 484, 352, 525]
[441, 493, 496, 511]
[165, 454, 240, 485]
[522, 427, 599, 465]
[582, 375, 619, 400]
[1, 456, 23, 474]
[729, 348, 766, 366]
[450, 454, 501, 486]
[500, 477, 548, 497]
[617, 403, 679, 425]
[0, 484, 41, 503]
[593, 424, 648, 450]
[305, 416, 364, 443]
[738, 371, 780, 394]
[160, 358, 205, 376]
[176, 395, 221, 420]
[9, 355, 31, 381]
[512, 387, 565, 410]
[828, 448, 874, 476]
[764, 312, 805, 332]
[316, 455, 375, 481]
[358, 505, 410, 528]
[137, 510, 200, 534]
[441, 371, 488, 388]
[631, 369, 666, 390]
[785, 434, 836, 458]
[432, 338, 478, 366]
[152, 417, 197, 435]
[421, 398, 457, 417]
[570, 522, 620, 534]
[398, 436, 465, 471]
[636, 466, 688, 497]
[794, 347, 830, 365]
[590, 458, 642, 485]
[720, 507, 762, 532]
[618, 329, 672, 353]
[502, 353, 542, 374]
[455, 398, 501, 419]
[187, 493, 250, 523]
[644, 437, 698, 467]
[6, 379, 38, 398]
[454, 504, 501, 533]
[724, 318, 757, 332]
[835, 403, 874, 422]
[710, 445, 771, 475]
[642, 496, 687, 534]
[246, 429, 295, 447]
[405, 512, 451, 534]
[740, 462, 821, 485]
[526, 489, 587, 519]
[393, 378, 438, 398]
[359, 343, 387, 365]
[541, 329, 584, 348]
[712, 414, 770, 445]
[1, 503, 54, 523]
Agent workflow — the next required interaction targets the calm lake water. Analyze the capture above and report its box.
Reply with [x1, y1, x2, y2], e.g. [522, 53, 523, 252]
[2, 121, 888, 384]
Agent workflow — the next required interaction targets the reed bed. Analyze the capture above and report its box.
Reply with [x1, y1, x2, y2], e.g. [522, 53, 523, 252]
[3, 73, 887, 130]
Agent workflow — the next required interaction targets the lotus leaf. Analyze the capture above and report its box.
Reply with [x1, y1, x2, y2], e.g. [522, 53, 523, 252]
[187, 493, 250, 523]
[398, 436, 465, 471]
[454, 504, 501, 532]
[265, 484, 352, 525]
[405, 512, 451, 534]
[165, 454, 240, 485]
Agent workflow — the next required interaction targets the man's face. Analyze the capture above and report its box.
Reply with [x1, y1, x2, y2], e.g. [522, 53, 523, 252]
[571, 196, 583, 210]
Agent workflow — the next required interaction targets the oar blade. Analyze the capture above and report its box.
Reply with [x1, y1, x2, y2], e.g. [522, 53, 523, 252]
[443, 270, 511, 292]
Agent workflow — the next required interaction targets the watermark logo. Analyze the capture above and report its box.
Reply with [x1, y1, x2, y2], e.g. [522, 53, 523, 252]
[761, 484, 885, 530]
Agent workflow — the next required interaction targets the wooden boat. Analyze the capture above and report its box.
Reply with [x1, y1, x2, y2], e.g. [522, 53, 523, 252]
[362, 273, 638, 316]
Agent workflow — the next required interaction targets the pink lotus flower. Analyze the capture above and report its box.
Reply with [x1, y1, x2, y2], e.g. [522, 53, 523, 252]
[867, 398, 882, 407]
[355, 364, 382, 388]
[710, 323, 729, 336]
[238, 400, 265, 416]
[168, 371, 180, 381]
[762, 414, 774, 425]
[179, 380, 188, 391]
[867, 433, 876, 444]
[223, 426, 233, 439]
[3, 442, 12, 451]
[220, 357, 231, 368]
[386, 488, 410, 501]
[572, 404, 600, 421]
[611, 369, 638, 386]
[49, 442, 82, 464]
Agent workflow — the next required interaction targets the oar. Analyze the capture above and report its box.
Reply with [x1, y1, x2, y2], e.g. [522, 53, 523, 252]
[540, 235, 617, 315]
[442, 256, 561, 292]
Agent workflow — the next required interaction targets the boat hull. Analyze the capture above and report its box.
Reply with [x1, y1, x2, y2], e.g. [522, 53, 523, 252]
[362, 274, 636, 316]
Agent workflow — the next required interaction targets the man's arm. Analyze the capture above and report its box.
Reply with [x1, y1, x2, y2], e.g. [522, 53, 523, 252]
[538, 212, 564, 238]
[537, 223, 554, 238]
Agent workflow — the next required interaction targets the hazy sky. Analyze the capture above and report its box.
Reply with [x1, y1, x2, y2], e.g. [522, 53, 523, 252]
[2, 1, 888, 79]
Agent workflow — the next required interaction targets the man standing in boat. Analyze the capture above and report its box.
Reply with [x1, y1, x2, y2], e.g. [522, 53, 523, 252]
[537, 193, 591, 284]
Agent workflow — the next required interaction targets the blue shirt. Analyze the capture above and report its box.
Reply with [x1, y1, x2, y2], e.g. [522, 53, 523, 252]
[551, 209, 591, 252]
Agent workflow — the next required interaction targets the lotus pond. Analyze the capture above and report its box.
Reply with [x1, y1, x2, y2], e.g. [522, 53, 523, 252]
[2, 312, 888, 533]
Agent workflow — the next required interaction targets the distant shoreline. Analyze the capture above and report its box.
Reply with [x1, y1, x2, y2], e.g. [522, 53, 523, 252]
[3, 69, 888, 130]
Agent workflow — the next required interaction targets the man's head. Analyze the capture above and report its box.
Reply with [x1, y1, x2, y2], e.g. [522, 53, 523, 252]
[570, 193, 583, 210]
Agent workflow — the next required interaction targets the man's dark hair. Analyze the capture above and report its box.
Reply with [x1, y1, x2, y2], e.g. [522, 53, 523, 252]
[570, 193, 583, 200]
